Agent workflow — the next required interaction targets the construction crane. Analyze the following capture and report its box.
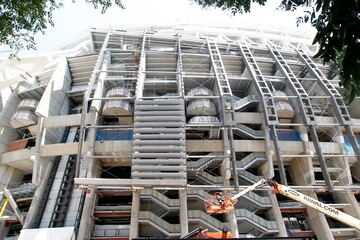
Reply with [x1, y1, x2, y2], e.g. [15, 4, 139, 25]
[205, 179, 360, 231]
[0, 188, 24, 225]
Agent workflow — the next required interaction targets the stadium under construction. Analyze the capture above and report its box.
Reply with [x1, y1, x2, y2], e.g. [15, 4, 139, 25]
[0, 25, 360, 240]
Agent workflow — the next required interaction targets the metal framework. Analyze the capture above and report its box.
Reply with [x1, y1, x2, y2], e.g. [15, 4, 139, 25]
[3, 26, 360, 240]
[238, 42, 287, 185]
[76, 29, 111, 178]
[296, 49, 360, 161]
[267, 42, 334, 191]
[206, 38, 239, 190]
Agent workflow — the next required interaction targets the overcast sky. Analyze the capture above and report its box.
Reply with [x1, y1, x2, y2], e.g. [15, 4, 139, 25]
[23, 0, 316, 54]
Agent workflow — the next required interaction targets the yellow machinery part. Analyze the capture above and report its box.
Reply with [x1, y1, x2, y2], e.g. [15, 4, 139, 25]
[0, 198, 9, 218]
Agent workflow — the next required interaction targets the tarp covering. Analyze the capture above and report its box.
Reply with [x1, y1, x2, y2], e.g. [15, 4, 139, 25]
[18, 227, 75, 240]
[343, 135, 360, 155]
[271, 130, 302, 141]
[96, 129, 133, 141]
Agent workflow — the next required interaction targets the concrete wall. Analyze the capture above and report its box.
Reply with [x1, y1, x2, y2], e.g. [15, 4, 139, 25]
[36, 58, 72, 144]
[0, 90, 21, 155]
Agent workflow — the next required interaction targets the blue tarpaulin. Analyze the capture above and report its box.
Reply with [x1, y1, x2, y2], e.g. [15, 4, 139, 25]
[272, 131, 302, 141]
[343, 135, 360, 155]
[96, 129, 133, 141]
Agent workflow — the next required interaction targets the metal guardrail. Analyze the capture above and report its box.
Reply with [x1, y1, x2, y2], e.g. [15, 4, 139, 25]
[235, 209, 278, 233]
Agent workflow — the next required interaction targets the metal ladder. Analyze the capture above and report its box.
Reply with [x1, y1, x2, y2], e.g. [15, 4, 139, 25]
[176, 34, 185, 97]
[206, 38, 239, 189]
[296, 49, 360, 160]
[206, 38, 232, 96]
[238, 42, 287, 185]
[49, 128, 80, 227]
[267, 43, 334, 191]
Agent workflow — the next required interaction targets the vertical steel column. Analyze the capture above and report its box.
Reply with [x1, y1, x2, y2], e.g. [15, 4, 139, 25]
[267, 42, 334, 191]
[135, 32, 147, 99]
[238, 42, 287, 185]
[176, 34, 185, 98]
[206, 38, 239, 190]
[75, 30, 111, 178]
[296, 49, 360, 161]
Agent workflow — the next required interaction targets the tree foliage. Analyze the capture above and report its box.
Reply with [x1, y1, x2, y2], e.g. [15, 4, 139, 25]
[195, 0, 360, 103]
[0, 0, 124, 52]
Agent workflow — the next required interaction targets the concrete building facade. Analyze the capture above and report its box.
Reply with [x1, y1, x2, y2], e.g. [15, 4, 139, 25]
[0, 25, 360, 240]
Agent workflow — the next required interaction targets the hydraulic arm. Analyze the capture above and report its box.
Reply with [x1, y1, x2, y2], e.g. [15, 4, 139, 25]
[205, 179, 360, 231]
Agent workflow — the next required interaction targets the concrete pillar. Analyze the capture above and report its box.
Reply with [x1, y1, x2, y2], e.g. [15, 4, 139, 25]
[0, 166, 22, 188]
[129, 189, 140, 239]
[226, 209, 239, 237]
[0, 222, 10, 239]
[179, 189, 188, 237]
[77, 188, 96, 240]
[263, 127, 274, 179]
[221, 129, 231, 180]
[305, 191, 334, 240]
[259, 158, 287, 237]
[23, 160, 54, 228]
[33, 116, 46, 185]
[289, 156, 333, 240]
[267, 191, 287, 237]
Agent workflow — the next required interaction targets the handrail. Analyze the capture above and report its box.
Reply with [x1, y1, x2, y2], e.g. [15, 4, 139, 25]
[138, 211, 180, 235]
[188, 210, 230, 232]
[236, 153, 267, 170]
[235, 209, 278, 232]
[187, 154, 223, 171]
[238, 170, 263, 184]
[233, 95, 259, 111]
[140, 189, 179, 210]
[196, 171, 223, 185]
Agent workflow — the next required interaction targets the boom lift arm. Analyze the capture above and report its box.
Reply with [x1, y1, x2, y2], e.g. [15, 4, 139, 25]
[205, 179, 360, 231]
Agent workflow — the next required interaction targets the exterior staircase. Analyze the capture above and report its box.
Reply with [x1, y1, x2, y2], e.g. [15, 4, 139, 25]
[187, 189, 213, 202]
[238, 170, 263, 184]
[188, 210, 230, 232]
[233, 124, 265, 139]
[8, 183, 36, 200]
[233, 95, 259, 112]
[187, 154, 223, 172]
[132, 99, 187, 182]
[138, 211, 180, 237]
[238, 192, 272, 209]
[140, 189, 179, 211]
[235, 209, 278, 234]
[236, 153, 267, 170]
[195, 171, 224, 185]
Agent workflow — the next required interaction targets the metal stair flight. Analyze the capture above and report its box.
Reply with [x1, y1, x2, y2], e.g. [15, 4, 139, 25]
[188, 210, 230, 232]
[186, 154, 223, 172]
[233, 124, 265, 140]
[235, 209, 278, 234]
[236, 153, 267, 170]
[138, 211, 180, 237]
[233, 95, 259, 112]
[140, 189, 179, 211]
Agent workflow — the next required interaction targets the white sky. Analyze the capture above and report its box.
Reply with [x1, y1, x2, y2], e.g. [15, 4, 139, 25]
[30, 0, 316, 53]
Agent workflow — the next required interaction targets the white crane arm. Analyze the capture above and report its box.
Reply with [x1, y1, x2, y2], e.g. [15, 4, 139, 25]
[270, 181, 360, 231]
[230, 179, 268, 202]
